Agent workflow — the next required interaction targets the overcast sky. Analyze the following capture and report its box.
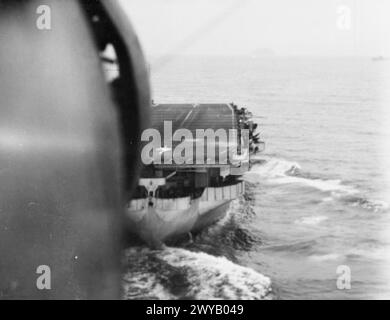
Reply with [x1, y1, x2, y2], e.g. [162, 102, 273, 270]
[119, 0, 390, 59]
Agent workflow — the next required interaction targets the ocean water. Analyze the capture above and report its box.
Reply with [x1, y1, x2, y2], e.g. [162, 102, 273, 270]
[123, 56, 390, 299]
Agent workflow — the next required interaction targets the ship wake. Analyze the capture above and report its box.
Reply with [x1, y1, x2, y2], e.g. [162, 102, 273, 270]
[122, 246, 273, 300]
[247, 157, 389, 213]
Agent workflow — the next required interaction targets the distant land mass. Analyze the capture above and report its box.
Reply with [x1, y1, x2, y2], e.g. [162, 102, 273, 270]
[372, 56, 389, 62]
[251, 48, 276, 57]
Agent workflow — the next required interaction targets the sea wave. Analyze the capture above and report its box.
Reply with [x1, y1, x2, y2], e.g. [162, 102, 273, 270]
[248, 157, 301, 179]
[247, 157, 388, 212]
[308, 245, 390, 263]
[295, 215, 329, 225]
[261, 240, 318, 254]
[248, 157, 356, 194]
[344, 197, 389, 213]
[123, 247, 273, 300]
[308, 253, 341, 262]
[191, 199, 260, 255]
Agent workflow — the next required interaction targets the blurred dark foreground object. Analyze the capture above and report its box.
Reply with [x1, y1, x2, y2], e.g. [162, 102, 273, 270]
[0, 0, 150, 299]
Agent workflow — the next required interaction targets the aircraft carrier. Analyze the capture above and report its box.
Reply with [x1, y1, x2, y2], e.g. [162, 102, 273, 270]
[126, 103, 262, 247]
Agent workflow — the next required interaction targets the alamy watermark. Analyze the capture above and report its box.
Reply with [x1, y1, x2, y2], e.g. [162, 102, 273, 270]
[336, 5, 352, 30]
[36, 265, 51, 290]
[336, 265, 351, 290]
[36, 5, 51, 30]
[141, 121, 250, 166]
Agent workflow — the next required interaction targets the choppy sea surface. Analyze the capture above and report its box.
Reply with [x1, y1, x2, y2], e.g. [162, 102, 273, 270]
[123, 56, 390, 299]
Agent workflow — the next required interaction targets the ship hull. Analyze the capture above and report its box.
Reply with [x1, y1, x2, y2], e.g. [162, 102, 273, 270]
[193, 200, 231, 233]
[126, 198, 232, 247]
[126, 182, 244, 247]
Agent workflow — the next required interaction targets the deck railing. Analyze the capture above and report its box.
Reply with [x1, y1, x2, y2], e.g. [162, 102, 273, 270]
[128, 196, 192, 211]
[201, 181, 245, 202]
[129, 181, 245, 211]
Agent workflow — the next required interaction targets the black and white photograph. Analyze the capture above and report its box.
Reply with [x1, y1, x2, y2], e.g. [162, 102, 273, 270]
[0, 0, 390, 304]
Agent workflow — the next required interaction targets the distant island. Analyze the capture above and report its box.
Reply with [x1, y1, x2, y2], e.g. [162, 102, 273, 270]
[251, 48, 276, 58]
[372, 56, 389, 61]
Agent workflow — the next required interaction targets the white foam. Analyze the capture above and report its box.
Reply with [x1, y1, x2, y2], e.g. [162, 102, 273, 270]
[248, 157, 301, 178]
[295, 215, 329, 226]
[158, 247, 272, 300]
[247, 157, 358, 195]
[122, 272, 175, 300]
[123, 246, 272, 300]
[278, 176, 358, 194]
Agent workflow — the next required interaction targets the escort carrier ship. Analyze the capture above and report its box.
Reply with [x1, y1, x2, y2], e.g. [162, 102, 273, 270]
[126, 103, 263, 247]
